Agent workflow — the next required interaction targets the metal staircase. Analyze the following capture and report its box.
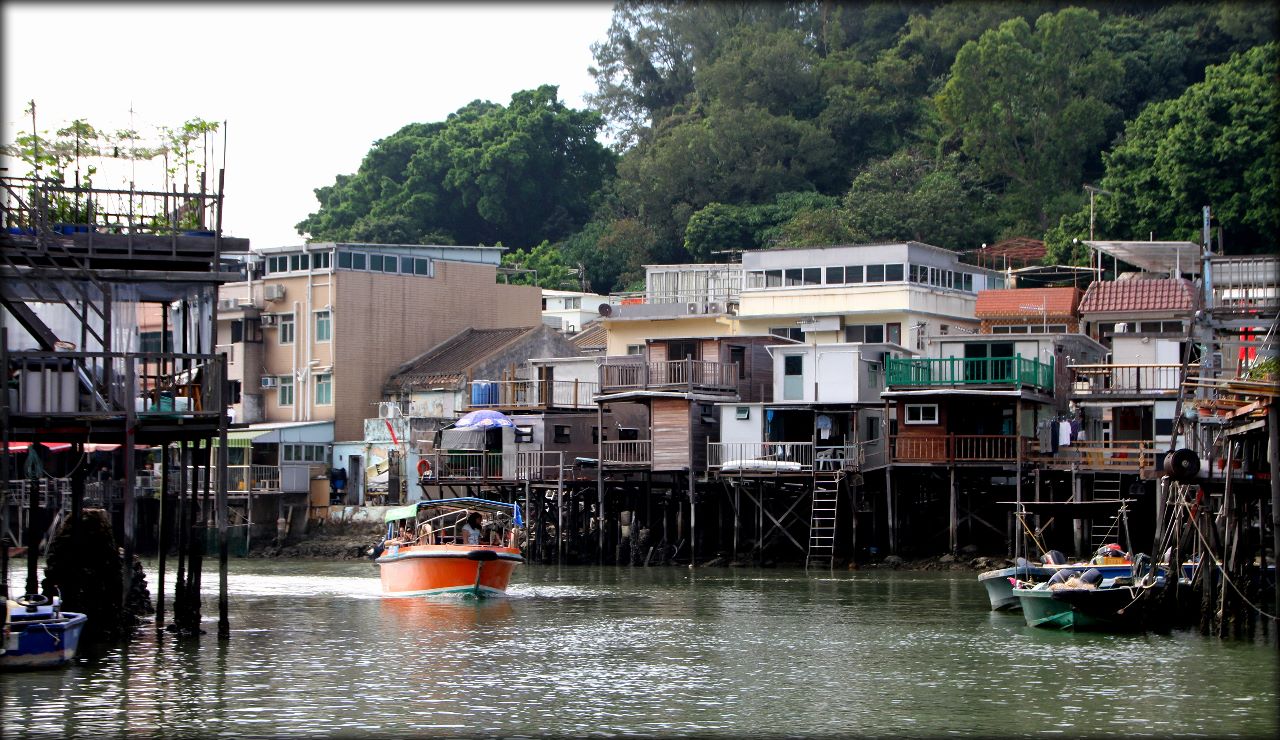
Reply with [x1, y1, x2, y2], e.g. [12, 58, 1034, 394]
[1090, 473, 1127, 553]
[806, 471, 842, 568]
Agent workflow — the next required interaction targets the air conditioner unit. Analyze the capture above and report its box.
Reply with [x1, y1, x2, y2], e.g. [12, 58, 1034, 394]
[706, 302, 723, 314]
[263, 284, 286, 302]
[378, 401, 401, 419]
[260, 314, 278, 327]
[217, 298, 239, 311]
[260, 376, 278, 389]
[687, 302, 700, 314]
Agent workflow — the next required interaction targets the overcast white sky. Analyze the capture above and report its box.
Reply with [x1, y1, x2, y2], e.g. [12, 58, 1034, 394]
[2, 2, 615, 249]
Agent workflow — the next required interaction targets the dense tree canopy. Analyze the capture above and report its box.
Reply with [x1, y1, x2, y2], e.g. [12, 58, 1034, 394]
[293, 2, 1278, 293]
[297, 86, 614, 248]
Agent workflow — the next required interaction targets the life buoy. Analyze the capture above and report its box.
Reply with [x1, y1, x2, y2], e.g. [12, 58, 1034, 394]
[417, 458, 432, 477]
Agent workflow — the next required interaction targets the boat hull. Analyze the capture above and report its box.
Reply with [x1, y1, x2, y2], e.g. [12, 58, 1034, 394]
[979, 563, 1136, 611]
[2, 611, 88, 670]
[376, 544, 522, 597]
[1015, 587, 1144, 631]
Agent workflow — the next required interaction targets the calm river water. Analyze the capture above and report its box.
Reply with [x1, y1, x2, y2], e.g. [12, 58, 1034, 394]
[2, 559, 1277, 738]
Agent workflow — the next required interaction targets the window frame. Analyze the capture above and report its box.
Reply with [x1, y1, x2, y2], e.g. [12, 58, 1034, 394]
[278, 313, 296, 344]
[314, 373, 332, 406]
[314, 310, 332, 343]
[278, 376, 294, 407]
[904, 403, 939, 425]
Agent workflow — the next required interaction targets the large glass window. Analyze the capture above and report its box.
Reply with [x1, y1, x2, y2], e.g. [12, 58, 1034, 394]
[370, 254, 384, 272]
[866, 264, 885, 282]
[765, 270, 782, 287]
[278, 376, 294, 406]
[784, 268, 803, 286]
[885, 264, 904, 282]
[337, 251, 352, 269]
[314, 310, 331, 342]
[314, 374, 332, 405]
[846, 265, 863, 283]
[825, 266, 843, 284]
[802, 267, 821, 285]
[351, 252, 366, 270]
[844, 324, 884, 343]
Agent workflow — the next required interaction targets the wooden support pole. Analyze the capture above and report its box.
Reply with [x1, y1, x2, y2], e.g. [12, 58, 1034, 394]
[156, 442, 169, 630]
[1073, 473, 1085, 558]
[948, 466, 957, 555]
[1269, 404, 1280, 638]
[597, 403, 605, 564]
[885, 466, 895, 555]
[121, 356, 137, 612]
[217, 354, 230, 638]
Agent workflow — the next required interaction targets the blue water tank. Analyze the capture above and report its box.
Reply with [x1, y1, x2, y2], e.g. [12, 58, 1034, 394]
[471, 381, 497, 406]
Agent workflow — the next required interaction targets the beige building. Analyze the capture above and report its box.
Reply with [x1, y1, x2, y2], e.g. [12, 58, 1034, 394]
[217, 243, 541, 443]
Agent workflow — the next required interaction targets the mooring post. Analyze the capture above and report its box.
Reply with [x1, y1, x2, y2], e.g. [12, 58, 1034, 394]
[885, 466, 896, 555]
[597, 403, 605, 564]
[156, 442, 169, 630]
[688, 469, 696, 567]
[948, 466, 957, 555]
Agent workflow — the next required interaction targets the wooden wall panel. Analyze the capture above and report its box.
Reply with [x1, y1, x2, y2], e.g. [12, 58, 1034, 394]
[652, 397, 691, 470]
[648, 342, 667, 364]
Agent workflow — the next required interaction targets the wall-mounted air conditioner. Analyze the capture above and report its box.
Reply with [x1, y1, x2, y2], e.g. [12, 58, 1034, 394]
[687, 302, 700, 314]
[260, 314, 278, 327]
[263, 284, 286, 302]
[260, 376, 278, 389]
[706, 302, 723, 314]
[217, 298, 239, 311]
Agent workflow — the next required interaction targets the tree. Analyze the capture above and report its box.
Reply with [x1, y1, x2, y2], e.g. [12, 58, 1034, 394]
[1047, 43, 1279, 256]
[297, 86, 615, 248]
[843, 150, 995, 250]
[501, 241, 578, 289]
[935, 8, 1122, 231]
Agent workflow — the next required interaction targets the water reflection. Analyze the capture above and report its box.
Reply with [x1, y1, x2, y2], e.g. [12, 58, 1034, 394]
[1, 562, 1276, 737]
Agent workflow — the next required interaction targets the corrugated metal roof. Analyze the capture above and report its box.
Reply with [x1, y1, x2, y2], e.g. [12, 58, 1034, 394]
[1079, 277, 1196, 314]
[570, 321, 607, 351]
[386, 327, 538, 390]
[975, 287, 1081, 318]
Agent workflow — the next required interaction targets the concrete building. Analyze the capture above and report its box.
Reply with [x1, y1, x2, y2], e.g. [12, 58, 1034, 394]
[541, 289, 610, 335]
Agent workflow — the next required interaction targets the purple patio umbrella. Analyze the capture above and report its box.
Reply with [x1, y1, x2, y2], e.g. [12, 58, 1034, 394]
[454, 409, 516, 429]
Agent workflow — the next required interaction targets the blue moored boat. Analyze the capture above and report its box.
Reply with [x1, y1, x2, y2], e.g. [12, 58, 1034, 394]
[2, 594, 88, 671]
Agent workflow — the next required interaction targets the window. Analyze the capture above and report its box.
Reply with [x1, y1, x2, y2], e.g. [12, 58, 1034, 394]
[864, 415, 881, 442]
[962, 273, 973, 292]
[866, 264, 885, 283]
[283, 443, 327, 463]
[618, 427, 639, 440]
[765, 269, 782, 287]
[803, 267, 821, 285]
[278, 376, 294, 406]
[554, 425, 571, 443]
[1045, 324, 1068, 334]
[886, 323, 901, 345]
[401, 256, 415, 274]
[845, 324, 884, 343]
[846, 265, 863, 283]
[313, 251, 331, 269]
[228, 380, 242, 404]
[414, 258, 431, 276]
[515, 425, 534, 443]
[351, 252, 366, 270]
[279, 313, 295, 344]
[315, 310, 331, 342]
[383, 256, 398, 273]
[139, 330, 170, 353]
[337, 251, 352, 269]
[736, 406, 750, 420]
[884, 264, 904, 282]
[770, 327, 805, 341]
[904, 404, 939, 425]
[564, 297, 581, 310]
[370, 254, 384, 272]
[826, 266, 843, 284]
[541, 298, 548, 310]
[626, 344, 644, 355]
[290, 254, 309, 271]
[784, 268, 803, 286]
[314, 373, 332, 405]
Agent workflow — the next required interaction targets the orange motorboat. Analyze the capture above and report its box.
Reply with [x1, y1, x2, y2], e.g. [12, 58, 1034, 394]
[374, 497, 524, 597]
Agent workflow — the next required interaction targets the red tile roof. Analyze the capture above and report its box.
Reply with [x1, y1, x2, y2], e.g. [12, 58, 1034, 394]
[1079, 278, 1196, 314]
[975, 287, 1081, 319]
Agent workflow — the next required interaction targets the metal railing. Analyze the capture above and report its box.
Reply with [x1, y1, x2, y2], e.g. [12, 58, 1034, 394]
[513, 451, 570, 482]
[420, 451, 505, 480]
[1208, 255, 1279, 312]
[5, 350, 224, 417]
[1069, 364, 1181, 396]
[467, 379, 598, 409]
[599, 359, 738, 393]
[886, 355, 1054, 391]
[600, 440, 651, 466]
[707, 442, 815, 471]
[2, 174, 225, 241]
[889, 435, 1027, 463]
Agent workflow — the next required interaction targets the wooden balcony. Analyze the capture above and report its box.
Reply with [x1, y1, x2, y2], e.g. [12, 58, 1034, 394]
[889, 434, 1027, 464]
[467, 379, 597, 410]
[886, 356, 1054, 392]
[599, 359, 738, 395]
[1069, 364, 1180, 399]
[1029, 439, 1158, 475]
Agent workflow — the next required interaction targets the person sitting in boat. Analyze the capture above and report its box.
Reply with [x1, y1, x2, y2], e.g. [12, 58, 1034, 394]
[461, 512, 484, 546]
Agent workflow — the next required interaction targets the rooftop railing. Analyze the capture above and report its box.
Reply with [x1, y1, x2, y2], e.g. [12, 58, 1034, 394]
[886, 355, 1053, 391]
[599, 359, 738, 394]
[1069, 364, 1180, 397]
[467, 379, 598, 410]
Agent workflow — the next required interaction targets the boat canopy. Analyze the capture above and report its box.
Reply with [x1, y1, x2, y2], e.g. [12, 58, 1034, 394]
[384, 497, 523, 526]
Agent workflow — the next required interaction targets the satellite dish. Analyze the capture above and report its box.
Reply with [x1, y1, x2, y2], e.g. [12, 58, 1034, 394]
[598, 303, 613, 317]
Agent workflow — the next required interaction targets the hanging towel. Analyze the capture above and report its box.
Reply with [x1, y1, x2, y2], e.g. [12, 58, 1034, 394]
[1058, 420, 1072, 447]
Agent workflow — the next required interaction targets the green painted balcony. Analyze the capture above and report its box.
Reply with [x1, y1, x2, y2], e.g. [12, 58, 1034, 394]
[885, 355, 1054, 392]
